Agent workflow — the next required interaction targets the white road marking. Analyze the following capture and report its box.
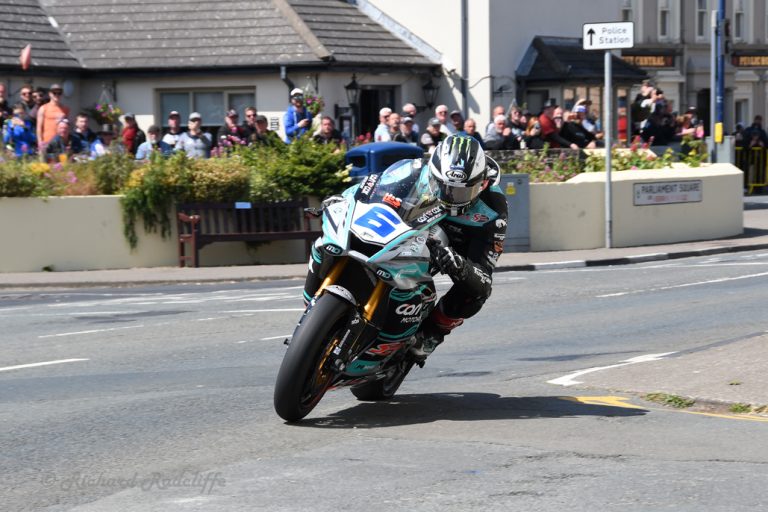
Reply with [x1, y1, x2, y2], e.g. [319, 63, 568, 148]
[260, 335, 292, 341]
[0, 358, 89, 372]
[548, 352, 677, 386]
[221, 309, 304, 313]
[38, 325, 145, 338]
[597, 271, 768, 298]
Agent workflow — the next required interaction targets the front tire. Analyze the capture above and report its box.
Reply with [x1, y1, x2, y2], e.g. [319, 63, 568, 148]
[351, 359, 415, 401]
[274, 293, 352, 422]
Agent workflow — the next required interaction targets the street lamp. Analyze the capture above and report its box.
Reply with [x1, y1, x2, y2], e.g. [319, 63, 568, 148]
[422, 79, 439, 110]
[344, 74, 360, 138]
[345, 74, 360, 107]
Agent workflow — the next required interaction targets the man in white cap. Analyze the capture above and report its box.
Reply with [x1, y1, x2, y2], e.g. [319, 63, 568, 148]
[282, 87, 312, 143]
[175, 112, 212, 158]
[374, 107, 392, 142]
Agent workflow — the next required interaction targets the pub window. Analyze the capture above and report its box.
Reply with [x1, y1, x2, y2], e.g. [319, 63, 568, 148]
[696, 0, 709, 40]
[158, 89, 255, 129]
[735, 99, 749, 126]
[733, 0, 745, 42]
[659, 0, 671, 39]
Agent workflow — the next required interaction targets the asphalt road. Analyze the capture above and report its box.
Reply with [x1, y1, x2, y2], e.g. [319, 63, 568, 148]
[2, 251, 768, 511]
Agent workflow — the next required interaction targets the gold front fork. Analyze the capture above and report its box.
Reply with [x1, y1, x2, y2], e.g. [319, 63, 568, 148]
[315, 256, 388, 323]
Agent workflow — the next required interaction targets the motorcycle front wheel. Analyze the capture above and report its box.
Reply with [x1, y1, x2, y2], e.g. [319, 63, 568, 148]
[273, 293, 351, 422]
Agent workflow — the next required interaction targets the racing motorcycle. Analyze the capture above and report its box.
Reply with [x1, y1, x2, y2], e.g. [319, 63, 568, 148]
[273, 158, 449, 422]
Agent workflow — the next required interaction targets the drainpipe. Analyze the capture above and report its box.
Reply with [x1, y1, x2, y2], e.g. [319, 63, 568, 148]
[280, 66, 295, 94]
[461, 0, 468, 116]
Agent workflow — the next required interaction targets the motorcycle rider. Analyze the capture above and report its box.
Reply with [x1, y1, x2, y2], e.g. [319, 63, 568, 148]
[303, 134, 508, 359]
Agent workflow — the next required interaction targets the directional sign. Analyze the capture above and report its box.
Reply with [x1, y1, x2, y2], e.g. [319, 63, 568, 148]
[583, 22, 634, 50]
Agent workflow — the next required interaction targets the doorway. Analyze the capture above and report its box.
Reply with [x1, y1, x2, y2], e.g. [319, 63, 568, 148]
[359, 87, 395, 137]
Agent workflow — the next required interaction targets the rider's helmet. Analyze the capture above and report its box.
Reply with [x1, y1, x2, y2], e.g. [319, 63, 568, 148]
[428, 134, 490, 215]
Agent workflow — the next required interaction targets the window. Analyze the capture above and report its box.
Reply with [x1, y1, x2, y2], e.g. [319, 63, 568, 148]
[158, 89, 255, 128]
[735, 99, 749, 125]
[733, 0, 745, 42]
[696, 0, 708, 40]
[659, 0, 670, 39]
[621, 0, 632, 22]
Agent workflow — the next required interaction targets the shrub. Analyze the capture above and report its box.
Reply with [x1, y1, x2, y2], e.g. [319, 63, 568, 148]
[0, 158, 47, 197]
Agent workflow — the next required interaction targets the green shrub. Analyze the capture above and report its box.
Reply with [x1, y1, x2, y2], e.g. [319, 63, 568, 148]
[0, 158, 47, 197]
[81, 151, 138, 195]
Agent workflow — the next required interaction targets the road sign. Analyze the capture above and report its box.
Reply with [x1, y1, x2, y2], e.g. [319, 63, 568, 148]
[583, 22, 634, 50]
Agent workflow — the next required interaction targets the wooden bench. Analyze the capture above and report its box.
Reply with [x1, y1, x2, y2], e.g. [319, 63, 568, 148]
[176, 199, 321, 267]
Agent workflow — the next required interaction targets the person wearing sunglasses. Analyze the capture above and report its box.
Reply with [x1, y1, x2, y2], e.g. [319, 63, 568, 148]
[36, 84, 70, 152]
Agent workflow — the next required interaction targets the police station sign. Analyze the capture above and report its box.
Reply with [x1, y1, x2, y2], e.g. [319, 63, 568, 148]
[634, 180, 703, 206]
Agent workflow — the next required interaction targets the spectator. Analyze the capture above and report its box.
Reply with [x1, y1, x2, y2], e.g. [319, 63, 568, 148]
[28, 87, 47, 133]
[401, 103, 420, 135]
[641, 111, 675, 146]
[282, 88, 312, 143]
[18, 84, 34, 118]
[435, 104, 455, 135]
[71, 112, 95, 154]
[539, 100, 577, 150]
[561, 105, 597, 149]
[46, 118, 82, 162]
[508, 106, 526, 142]
[176, 112, 212, 158]
[120, 113, 146, 156]
[90, 125, 118, 159]
[135, 125, 171, 160]
[217, 109, 248, 148]
[463, 118, 484, 148]
[484, 114, 518, 150]
[0, 83, 11, 125]
[631, 79, 655, 133]
[386, 112, 402, 140]
[419, 117, 445, 153]
[744, 115, 768, 147]
[36, 84, 70, 152]
[313, 115, 345, 151]
[241, 106, 258, 140]
[374, 107, 392, 142]
[449, 110, 465, 135]
[485, 105, 507, 136]
[733, 123, 745, 148]
[523, 117, 546, 149]
[249, 114, 282, 147]
[393, 116, 419, 145]
[3, 103, 36, 157]
[162, 111, 185, 147]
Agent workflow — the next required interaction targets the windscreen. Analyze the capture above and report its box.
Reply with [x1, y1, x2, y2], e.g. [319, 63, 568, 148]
[360, 160, 444, 226]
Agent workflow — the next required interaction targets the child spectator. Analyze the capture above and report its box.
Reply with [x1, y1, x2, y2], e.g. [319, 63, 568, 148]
[3, 103, 36, 157]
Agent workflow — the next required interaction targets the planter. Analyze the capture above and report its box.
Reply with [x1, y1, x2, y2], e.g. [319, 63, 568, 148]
[0, 196, 319, 272]
[528, 163, 743, 251]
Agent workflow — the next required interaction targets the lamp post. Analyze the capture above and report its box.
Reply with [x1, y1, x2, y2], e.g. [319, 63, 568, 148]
[422, 79, 439, 110]
[345, 74, 360, 137]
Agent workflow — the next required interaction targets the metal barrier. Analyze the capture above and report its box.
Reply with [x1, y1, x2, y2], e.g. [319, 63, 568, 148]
[735, 147, 768, 194]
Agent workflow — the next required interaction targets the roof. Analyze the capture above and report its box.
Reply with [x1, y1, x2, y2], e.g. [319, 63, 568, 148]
[288, 0, 433, 66]
[26, 0, 433, 71]
[0, 0, 80, 69]
[517, 36, 648, 84]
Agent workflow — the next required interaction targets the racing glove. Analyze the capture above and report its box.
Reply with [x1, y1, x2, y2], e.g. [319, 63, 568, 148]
[433, 244, 469, 281]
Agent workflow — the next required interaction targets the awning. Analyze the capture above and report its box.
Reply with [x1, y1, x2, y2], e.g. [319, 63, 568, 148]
[517, 36, 648, 85]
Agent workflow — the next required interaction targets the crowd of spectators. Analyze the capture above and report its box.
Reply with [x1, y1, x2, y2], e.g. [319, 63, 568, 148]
[1, 83, 347, 164]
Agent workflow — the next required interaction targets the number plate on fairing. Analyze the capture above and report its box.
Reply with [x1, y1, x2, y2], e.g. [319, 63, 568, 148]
[351, 203, 411, 245]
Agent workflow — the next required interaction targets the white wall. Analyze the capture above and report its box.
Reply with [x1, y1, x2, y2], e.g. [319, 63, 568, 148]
[368, 0, 620, 127]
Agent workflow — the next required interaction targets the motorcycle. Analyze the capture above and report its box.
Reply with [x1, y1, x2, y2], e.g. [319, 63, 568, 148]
[273, 158, 450, 422]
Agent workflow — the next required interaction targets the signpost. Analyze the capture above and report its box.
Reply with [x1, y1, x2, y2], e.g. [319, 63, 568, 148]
[583, 21, 634, 249]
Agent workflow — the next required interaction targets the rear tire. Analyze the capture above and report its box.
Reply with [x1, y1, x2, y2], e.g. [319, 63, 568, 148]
[274, 293, 351, 422]
[351, 359, 415, 401]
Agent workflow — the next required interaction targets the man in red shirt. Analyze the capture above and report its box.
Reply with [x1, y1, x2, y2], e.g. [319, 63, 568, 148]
[538, 99, 577, 149]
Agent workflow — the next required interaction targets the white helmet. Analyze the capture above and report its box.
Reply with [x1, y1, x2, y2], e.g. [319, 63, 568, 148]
[428, 134, 489, 215]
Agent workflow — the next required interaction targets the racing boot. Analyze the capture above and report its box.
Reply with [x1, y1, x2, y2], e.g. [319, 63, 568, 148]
[409, 305, 464, 362]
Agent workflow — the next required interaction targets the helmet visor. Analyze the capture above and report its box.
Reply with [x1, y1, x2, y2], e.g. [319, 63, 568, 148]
[438, 180, 484, 209]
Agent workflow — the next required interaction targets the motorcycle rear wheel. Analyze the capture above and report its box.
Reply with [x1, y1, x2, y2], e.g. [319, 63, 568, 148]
[350, 359, 415, 401]
[273, 293, 351, 422]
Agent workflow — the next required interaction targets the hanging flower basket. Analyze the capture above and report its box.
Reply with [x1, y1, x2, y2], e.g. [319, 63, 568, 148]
[87, 103, 123, 125]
